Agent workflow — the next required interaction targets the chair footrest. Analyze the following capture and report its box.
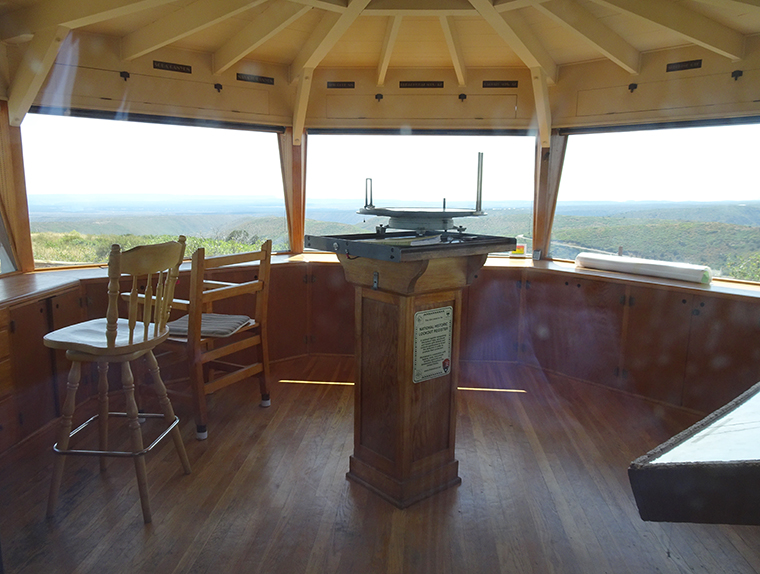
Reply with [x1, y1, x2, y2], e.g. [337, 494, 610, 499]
[53, 412, 180, 458]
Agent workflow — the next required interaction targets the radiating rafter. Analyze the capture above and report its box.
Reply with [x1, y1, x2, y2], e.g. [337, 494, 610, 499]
[292, 68, 314, 145]
[8, 26, 70, 126]
[693, 0, 760, 9]
[440, 16, 467, 87]
[290, 0, 372, 83]
[0, 0, 176, 43]
[214, 1, 312, 75]
[530, 66, 551, 148]
[286, 0, 346, 12]
[536, 0, 639, 74]
[591, 0, 745, 61]
[377, 15, 402, 86]
[467, 0, 557, 83]
[121, 0, 268, 61]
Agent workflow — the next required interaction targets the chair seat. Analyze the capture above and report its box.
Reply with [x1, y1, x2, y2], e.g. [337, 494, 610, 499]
[167, 313, 254, 338]
[43, 317, 169, 356]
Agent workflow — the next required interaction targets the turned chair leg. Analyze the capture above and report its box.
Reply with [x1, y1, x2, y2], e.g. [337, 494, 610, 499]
[145, 351, 191, 474]
[96, 362, 110, 473]
[121, 362, 152, 524]
[47, 361, 81, 518]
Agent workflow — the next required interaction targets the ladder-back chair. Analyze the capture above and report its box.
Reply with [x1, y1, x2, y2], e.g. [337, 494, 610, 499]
[44, 237, 192, 524]
[164, 240, 272, 440]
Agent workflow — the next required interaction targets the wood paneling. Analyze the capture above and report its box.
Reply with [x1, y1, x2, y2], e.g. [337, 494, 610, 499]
[523, 272, 625, 387]
[8, 298, 56, 438]
[683, 295, 760, 412]
[49, 288, 86, 408]
[0, 395, 19, 454]
[620, 286, 693, 404]
[461, 266, 522, 362]
[358, 294, 399, 462]
[308, 262, 354, 356]
[267, 262, 308, 361]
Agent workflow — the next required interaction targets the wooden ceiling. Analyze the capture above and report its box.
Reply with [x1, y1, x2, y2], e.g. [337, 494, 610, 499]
[2, 0, 760, 136]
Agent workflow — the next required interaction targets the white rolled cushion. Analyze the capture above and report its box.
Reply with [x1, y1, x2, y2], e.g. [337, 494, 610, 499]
[575, 252, 712, 284]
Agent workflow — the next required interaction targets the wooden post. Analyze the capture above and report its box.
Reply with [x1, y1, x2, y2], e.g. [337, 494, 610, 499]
[278, 127, 306, 254]
[0, 100, 34, 272]
[532, 131, 567, 260]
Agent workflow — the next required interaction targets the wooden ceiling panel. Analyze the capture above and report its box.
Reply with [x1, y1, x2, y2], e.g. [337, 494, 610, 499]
[683, 0, 760, 33]
[320, 15, 385, 67]
[244, 8, 324, 65]
[454, 16, 524, 67]
[518, 5, 605, 65]
[388, 16, 451, 68]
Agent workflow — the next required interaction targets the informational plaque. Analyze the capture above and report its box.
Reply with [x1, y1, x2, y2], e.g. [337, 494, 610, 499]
[413, 306, 453, 383]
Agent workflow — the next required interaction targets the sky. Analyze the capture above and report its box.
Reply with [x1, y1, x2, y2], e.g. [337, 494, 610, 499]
[19, 112, 760, 206]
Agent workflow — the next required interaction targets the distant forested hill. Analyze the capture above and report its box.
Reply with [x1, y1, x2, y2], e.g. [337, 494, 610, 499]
[28, 198, 760, 280]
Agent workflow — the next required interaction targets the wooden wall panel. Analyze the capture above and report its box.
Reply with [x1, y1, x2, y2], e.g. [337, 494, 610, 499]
[620, 286, 692, 405]
[461, 266, 522, 363]
[268, 263, 308, 361]
[9, 298, 56, 438]
[683, 296, 760, 413]
[523, 272, 625, 388]
[308, 262, 354, 356]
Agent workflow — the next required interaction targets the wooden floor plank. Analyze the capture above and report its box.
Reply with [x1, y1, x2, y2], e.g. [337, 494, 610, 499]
[2, 356, 760, 574]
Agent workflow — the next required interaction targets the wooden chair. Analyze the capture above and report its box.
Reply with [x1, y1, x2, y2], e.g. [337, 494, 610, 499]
[163, 240, 272, 440]
[43, 237, 192, 524]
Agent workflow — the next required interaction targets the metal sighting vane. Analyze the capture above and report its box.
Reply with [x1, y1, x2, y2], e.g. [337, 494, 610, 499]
[358, 152, 487, 235]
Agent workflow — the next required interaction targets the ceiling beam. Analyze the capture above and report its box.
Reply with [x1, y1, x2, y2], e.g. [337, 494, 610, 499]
[440, 15, 467, 87]
[592, 0, 745, 61]
[468, 0, 557, 83]
[213, 1, 312, 75]
[536, 0, 640, 74]
[692, 0, 760, 9]
[364, 0, 477, 16]
[7, 26, 69, 126]
[0, 0, 175, 43]
[293, 68, 314, 145]
[121, 0, 268, 61]
[377, 15, 402, 87]
[290, 0, 372, 82]
[285, 0, 347, 12]
[495, 0, 551, 12]
[530, 66, 551, 148]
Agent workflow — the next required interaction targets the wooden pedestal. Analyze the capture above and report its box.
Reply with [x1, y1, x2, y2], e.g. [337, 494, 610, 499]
[339, 253, 487, 508]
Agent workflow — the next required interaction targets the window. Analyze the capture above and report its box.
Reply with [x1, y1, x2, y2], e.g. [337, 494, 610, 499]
[305, 132, 534, 248]
[554, 124, 760, 281]
[20, 113, 287, 268]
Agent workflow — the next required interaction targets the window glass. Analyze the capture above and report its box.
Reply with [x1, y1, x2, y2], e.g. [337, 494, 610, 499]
[20, 113, 287, 268]
[305, 133, 534, 250]
[554, 124, 760, 281]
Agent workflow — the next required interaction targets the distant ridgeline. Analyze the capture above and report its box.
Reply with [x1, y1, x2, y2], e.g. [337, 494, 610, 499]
[27, 195, 760, 281]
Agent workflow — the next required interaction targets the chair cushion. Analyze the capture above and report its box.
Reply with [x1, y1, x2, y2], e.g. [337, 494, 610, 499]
[167, 313, 252, 337]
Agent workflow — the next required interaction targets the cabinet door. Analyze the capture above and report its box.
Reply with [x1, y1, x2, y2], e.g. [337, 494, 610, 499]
[461, 267, 523, 362]
[267, 263, 308, 361]
[683, 296, 760, 413]
[50, 289, 87, 406]
[308, 263, 354, 356]
[622, 287, 692, 405]
[0, 395, 19, 454]
[9, 299, 57, 438]
[523, 273, 625, 387]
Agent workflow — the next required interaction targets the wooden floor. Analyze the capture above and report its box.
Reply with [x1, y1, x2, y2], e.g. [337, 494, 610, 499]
[2, 356, 760, 574]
